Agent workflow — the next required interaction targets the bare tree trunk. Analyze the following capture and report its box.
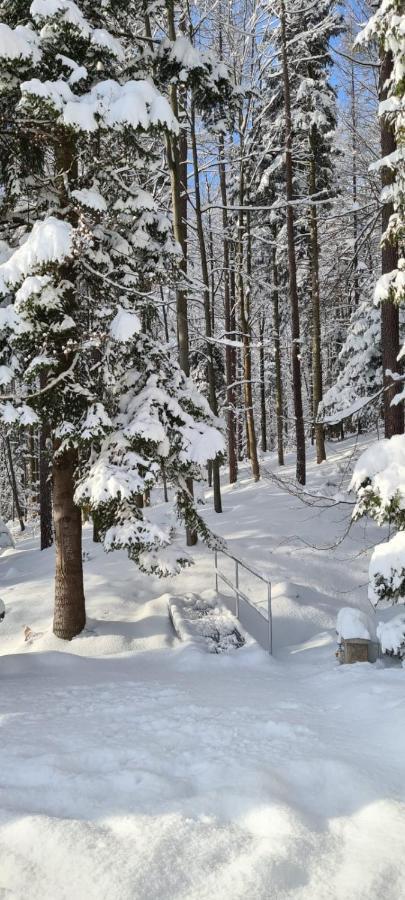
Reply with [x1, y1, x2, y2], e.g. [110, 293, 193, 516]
[272, 247, 284, 466]
[219, 134, 238, 483]
[190, 101, 222, 512]
[53, 446, 85, 640]
[280, 0, 306, 484]
[380, 48, 403, 438]
[309, 128, 326, 464]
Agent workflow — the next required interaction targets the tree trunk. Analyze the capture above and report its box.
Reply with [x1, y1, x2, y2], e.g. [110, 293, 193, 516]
[259, 315, 267, 452]
[219, 133, 238, 483]
[52, 132, 86, 635]
[309, 127, 326, 464]
[237, 170, 260, 481]
[165, 0, 197, 544]
[280, 0, 306, 484]
[380, 48, 403, 438]
[39, 423, 53, 550]
[272, 247, 284, 466]
[53, 446, 85, 640]
[190, 100, 222, 512]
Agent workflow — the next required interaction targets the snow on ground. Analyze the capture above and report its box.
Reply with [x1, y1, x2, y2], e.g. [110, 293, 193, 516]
[1, 435, 405, 899]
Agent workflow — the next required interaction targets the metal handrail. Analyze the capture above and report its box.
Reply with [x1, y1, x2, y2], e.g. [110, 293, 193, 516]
[214, 547, 272, 654]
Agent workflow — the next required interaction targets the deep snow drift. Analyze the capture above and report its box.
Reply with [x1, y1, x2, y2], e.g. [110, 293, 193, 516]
[1, 436, 405, 899]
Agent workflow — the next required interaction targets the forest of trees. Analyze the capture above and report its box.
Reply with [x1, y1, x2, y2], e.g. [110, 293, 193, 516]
[0, 0, 403, 638]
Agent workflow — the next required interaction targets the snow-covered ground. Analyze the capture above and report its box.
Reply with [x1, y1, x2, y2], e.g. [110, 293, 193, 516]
[1, 436, 405, 899]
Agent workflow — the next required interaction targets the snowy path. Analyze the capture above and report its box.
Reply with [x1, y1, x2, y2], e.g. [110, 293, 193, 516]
[1, 437, 405, 899]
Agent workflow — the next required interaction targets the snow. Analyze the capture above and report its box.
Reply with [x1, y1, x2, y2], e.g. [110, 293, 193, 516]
[336, 606, 374, 641]
[71, 188, 107, 212]
[0, 218, 73, 292]
[350, 434, 405, 509]
[110, 306, 141, 342]
[369, 531, 405, 606]
[30, 0, 90, 35]
[377, 614, 405, 657]
[0, 23, 41, 62]
[1, 436, 405, 897]
[0, 518, 14, 550]
[21, 78, 179, 135]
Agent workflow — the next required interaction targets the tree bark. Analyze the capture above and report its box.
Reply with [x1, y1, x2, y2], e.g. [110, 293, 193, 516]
[309, 127, 326, 463]
[39, 423, 53, 550]
[52, 132, 86, 636]
[190, 101, 222, 512]
[272, 247, 285, 466]
[53, 446, 85, 640]
[259, 315, 267, 452]
[237, 166, 260, 481]
[380, 48, 403, 438]
[219, 133, 238, 483]
[280, 0, 306, 484]
[165, 0, 197, 544]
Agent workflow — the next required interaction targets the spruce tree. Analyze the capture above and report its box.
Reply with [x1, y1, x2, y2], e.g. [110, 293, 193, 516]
[0, 0, 224, 639]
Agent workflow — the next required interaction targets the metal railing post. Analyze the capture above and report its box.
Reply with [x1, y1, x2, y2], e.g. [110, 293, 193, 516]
[267, 582, 272, 655]
[212, 547, 272, 657]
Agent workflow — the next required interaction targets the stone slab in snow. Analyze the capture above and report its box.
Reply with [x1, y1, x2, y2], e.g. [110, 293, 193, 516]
[168, 591, 248, 653]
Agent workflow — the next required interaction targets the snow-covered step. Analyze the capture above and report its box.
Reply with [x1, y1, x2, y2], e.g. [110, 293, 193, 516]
[168, 592, 246, 653]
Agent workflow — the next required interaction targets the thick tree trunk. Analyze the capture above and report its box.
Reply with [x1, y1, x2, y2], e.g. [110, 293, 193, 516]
[280, 0, 306, 484]
[309, 129, 326, 464]
[272, 248, 285, 467]
[53, 447, 85, 640]
[52, 133, 86, 634]
[380, 49, 403, 438]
